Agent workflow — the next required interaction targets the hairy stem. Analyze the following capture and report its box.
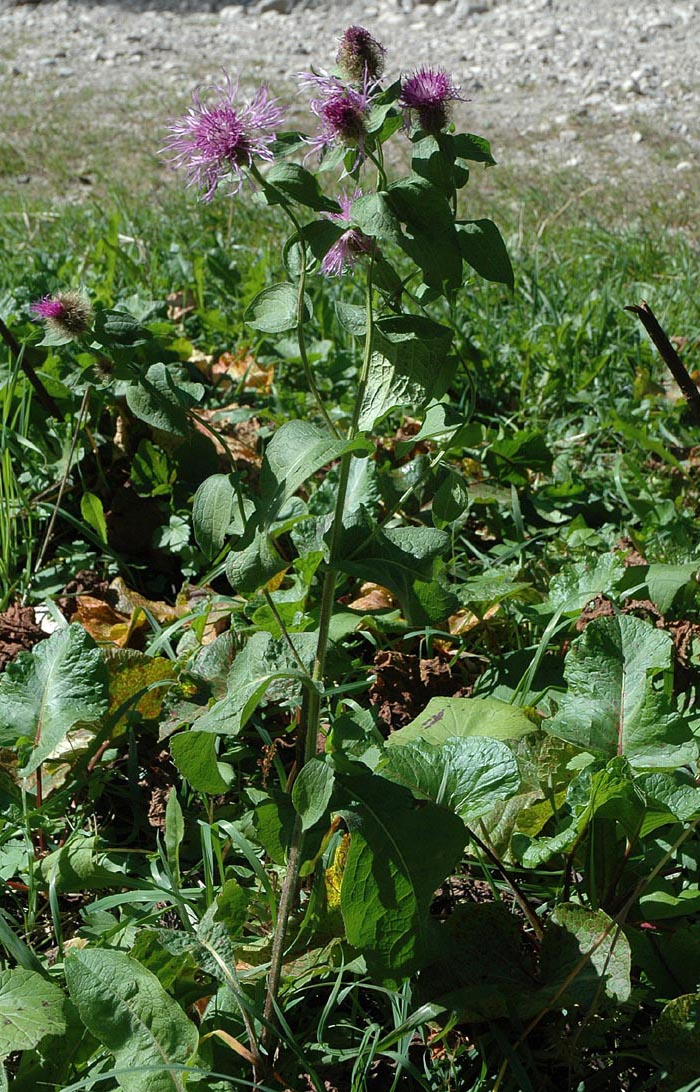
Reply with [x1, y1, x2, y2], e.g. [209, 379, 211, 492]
[260, 260, 375, 1057]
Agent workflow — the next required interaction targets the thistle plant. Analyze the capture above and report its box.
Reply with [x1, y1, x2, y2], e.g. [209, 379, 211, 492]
[158, 30, 514, 1072]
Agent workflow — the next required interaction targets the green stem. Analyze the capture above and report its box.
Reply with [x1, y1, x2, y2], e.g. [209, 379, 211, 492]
[249, 164, 339, 438]
[260, 259, 375, 1055]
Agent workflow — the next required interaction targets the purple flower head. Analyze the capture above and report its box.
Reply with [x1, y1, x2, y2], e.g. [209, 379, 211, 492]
[163, 75, 285, 201]
[30, 292, 93, 338]
[300, 71, 372, 164]
[336, 26, 386, 83]
[399, 67, 464, 134]
[321, 189, 373, 276]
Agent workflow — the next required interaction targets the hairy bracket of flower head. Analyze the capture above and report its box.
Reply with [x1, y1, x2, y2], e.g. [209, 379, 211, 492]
[321, 189, 373, 276]
[163, 74, 285, 201]
[31, 292, 94, 338]
[300, 71, 373, 166]
[336, 25, 386, 84]
[400, 67, 464, 135]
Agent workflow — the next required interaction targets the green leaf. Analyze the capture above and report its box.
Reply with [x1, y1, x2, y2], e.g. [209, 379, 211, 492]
[411, 133, 455, 197]
[259, 419, 371, 526]
[387, 696, 537, 748]
[486, 427, 552, 486]
[350, 191, 402, 242]
[226, 526, 287, 595]
[192, 474, 239, 558]
[546, 614, 696, 768]
[245, 282, 307, 334]
[164, 789, 184, 882]
[126, 363, 204, 436]
[457, 219, 514, 288]
[644, 561, 700, 614]
[338, 772, 466, 984]
[651, 993, 700, 1077]
[358, 315, 454, 431]
[540, 903, 631, 1006]
[0, 623, 108, 776]
[337, 516, 455, 625]
[65, 948, 198, 1092]
[264, 162, 337, 211]
[93, 308, 150, 347]
[379, 736, 520, 822]
[432, 468, 470, 527]
[636, 770, 700, 836]
[40, 831, 125, 892]
[452, 132, 496, 166]
[394, 400, 478, 456]
[170, 731, 232, 795]
[292, 758, 335, 832]
[80, 492, 107, 544]
[387, 177, 462, 291]
[0, 967, 66, 1053]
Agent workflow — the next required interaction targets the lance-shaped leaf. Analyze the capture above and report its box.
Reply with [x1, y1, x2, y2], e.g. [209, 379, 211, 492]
[0, 623, 108, 776]
[258, 419, 371, 526]
[546, 614, 696, 768]
[337, 772, 465, 985]
[379, 737, 520, 823]
[0, 968, 67, 1053]
[65, 948, 198, 1092]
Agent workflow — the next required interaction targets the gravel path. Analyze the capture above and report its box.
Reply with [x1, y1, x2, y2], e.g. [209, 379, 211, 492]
[1, 0, 699, 203]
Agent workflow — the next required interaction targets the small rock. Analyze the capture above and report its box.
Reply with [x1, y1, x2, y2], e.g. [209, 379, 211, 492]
[676, 160, 693, 171]
[631, 130, 643, 143]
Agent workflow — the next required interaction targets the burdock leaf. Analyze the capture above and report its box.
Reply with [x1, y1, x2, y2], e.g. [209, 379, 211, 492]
[546, 614, 696, 768]
[0, 623, 108, 776]
[0, 968, 67, 1053]
[65, 948, 198, 1092]
[338, 772, 465, 985]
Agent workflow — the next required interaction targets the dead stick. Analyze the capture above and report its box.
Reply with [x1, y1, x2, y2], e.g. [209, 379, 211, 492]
[625, 300, 700, 424]
[0, 317, 62, 419]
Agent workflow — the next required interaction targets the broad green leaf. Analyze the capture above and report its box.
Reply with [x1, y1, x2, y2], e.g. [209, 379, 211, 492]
[485, 427, 551, 486]
[264, 162, 337, 211]
[292, 758, 335, 832]
[540, 903, 631, 1006]
[394, 400, 479, 456]
[411, 133, 455, 197]
[452, 132, 496, 166]
[194, 631, 313, 736]
[387, 696, 537, 748]
[456, 219, 514, 288]
[546, 615, 696, 768]
[80, 492, 107, 543]
[644, 561, 700, 614]
[245, 282, 306, 334]
[0, 968, 66, 1053]
[338, 772, 465, 984]
[432, 468, 470, 527]
[548, 554, 626, 613]
[351, 191, 402, 241]
[417, 902, 538, 1021]
[337, 516, 455, 625]
[636, 770, 700, 836]
[651, 993, 700, 1076]
[0, 623, 108, 776]
[192, 474, 239, 558]
[358, 315, 454, 431]
[170, 731, 233, 794]
[387, 176, 462, 291]
[259, 419, 371, 526]
[93, 308, 150, 346]
[379, 736, 520, 822]
[226, 525, 287, 594]
[126, 363, 203, 436]
[65, 948, 198, 1092]
[40, 831, 125, 892]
